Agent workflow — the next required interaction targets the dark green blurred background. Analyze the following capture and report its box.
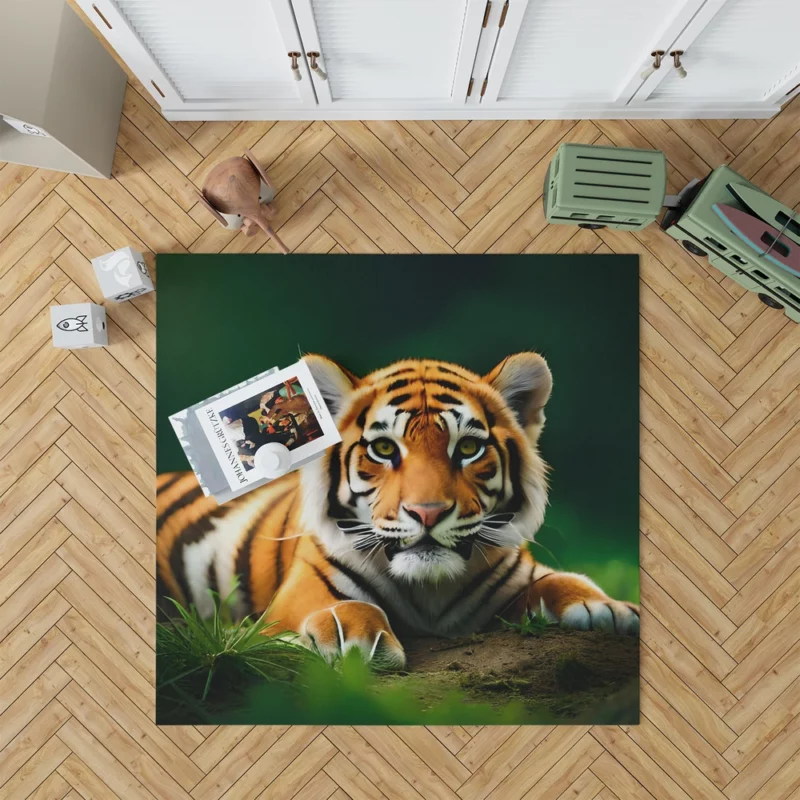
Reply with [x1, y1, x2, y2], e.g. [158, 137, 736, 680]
[156, 254, 639, 603]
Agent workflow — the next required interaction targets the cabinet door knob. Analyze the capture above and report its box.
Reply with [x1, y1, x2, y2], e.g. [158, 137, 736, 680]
[640, 50, 665, 81]
[670, 50, 687, 79]
[288, 52, 302, 81]
[307, 52, 328, 81]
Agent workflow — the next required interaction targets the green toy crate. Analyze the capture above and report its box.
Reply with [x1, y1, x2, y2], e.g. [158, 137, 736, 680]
[661, 165, 800, 323]
[544, 143, 667, 231]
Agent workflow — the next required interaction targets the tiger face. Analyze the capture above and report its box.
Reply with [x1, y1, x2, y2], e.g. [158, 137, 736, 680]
[302, 353, 552, 583]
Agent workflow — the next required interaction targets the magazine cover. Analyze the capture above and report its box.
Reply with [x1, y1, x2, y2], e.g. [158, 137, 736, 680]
[194, 359, 340, 493]
[156, 254, 639, 727]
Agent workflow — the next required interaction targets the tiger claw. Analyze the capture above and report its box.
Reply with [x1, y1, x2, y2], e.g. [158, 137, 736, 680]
[560, 599, 639, 636]
[300, 600, 406, 670]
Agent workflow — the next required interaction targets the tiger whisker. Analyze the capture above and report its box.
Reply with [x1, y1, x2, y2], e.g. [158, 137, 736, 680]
[480, 515, 516, 532]
[337, 523, 374, 534]
[364, 542, 386, 567]
[473, 541, 493, 568]
[353, 535, 381, 552]
[476, 526, 514, 546]
[353, 538, 379, 549]
[478, 522, 510, 537]
[507, 520, 536, 544]
[476, 536, 505, 548]
[484, 512, 516, 522]
[359, 540, 390, 575]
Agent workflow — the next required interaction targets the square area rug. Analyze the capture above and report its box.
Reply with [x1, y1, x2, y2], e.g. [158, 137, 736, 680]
[156, 254, 640, 725]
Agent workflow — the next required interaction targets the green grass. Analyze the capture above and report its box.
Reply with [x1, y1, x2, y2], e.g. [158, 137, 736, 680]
[157, 614, 543, 725]
[233, 649, 545, 726]
[498, 611, 557, 637]
[156, 588, 323, 721]
[156, 591, 552, 725]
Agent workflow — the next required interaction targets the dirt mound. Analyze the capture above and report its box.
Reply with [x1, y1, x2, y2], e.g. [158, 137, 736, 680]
[381, 627, 639, 721]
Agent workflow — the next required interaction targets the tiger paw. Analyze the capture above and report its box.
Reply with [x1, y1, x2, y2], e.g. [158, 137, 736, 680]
[300, 600, 406, 669]
[529, 570, 639, 636]
[559, 598, 639, 636]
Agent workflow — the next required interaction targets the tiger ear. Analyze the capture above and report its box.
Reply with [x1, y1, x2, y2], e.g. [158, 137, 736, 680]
[304, 354, 359, 417]
[483, 353, 552, 435]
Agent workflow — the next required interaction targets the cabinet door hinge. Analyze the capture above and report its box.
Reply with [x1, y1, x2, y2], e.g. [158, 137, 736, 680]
[467, 77, 475, 97]
[499, 0, 509, 27]
[482, 0, 492, 27]
[480, 77, 488, 97]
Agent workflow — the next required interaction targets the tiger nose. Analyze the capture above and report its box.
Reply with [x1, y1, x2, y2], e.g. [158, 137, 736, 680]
[403, 503, 451, 529]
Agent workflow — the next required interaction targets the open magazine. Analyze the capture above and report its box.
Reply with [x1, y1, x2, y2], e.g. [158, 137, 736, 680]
[169, 359, 341, 504]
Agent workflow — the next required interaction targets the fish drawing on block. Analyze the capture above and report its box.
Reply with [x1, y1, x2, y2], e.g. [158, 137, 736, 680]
[56, 315, 89, 332]
[712, 203, 800, 278]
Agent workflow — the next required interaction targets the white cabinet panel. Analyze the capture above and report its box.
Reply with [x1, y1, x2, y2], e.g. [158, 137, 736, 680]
[291, 0, 486, 107]
[76, 0, 315, 109]
[114, 0, 292, 101]
[500, 1, 662, 101]
[481, 0, 716, 112]
[488, 0, 700, 104]
[646, 0, 800, 103]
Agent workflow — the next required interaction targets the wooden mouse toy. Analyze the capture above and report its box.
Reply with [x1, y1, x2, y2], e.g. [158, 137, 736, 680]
[197, 149, 289, 254]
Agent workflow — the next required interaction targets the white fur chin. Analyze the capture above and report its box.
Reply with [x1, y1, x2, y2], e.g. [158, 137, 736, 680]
[389, 547, 466, 583]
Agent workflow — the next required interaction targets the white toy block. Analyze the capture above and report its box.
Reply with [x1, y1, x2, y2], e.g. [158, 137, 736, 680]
[51, 303, 107, 349]
[91, 246, 154, 302]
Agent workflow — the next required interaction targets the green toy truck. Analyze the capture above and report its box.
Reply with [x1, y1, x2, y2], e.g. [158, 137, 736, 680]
[660, 165, 800, 323]
[544, 143, 667, 231]
[544, 142, 800, 323]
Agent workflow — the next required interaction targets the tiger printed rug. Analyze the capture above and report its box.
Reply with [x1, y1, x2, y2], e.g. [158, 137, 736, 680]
[155, 254, 639, 725]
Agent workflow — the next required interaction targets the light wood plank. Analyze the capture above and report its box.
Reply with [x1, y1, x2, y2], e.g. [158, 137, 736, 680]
[399, 121, 469, 174]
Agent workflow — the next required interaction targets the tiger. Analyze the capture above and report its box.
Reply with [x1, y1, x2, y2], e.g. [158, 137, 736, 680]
[157, 353, 638, 669]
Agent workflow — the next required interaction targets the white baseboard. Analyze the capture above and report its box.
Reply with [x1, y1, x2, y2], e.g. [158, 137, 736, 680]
[162, 104, 778, 122]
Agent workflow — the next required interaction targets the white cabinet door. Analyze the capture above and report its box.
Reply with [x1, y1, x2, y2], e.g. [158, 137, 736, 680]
[480, 0, 706, 111]
[632, 0, 800, 109]
[289, 0, 486, 110]
[77, 0, 316, 112]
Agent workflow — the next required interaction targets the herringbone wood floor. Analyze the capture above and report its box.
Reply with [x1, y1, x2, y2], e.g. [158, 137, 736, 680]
[3, 54, 800, 799]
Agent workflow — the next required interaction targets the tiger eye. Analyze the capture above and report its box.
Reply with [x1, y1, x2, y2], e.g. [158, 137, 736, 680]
[458, 438, 479, 457]
[372, 438, 397, 458]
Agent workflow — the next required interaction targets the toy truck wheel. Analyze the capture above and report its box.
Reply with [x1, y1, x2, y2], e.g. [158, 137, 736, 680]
[578, 223, 606, 230]
[682, 240, 707, 257]
[758, 293, 784, 310]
